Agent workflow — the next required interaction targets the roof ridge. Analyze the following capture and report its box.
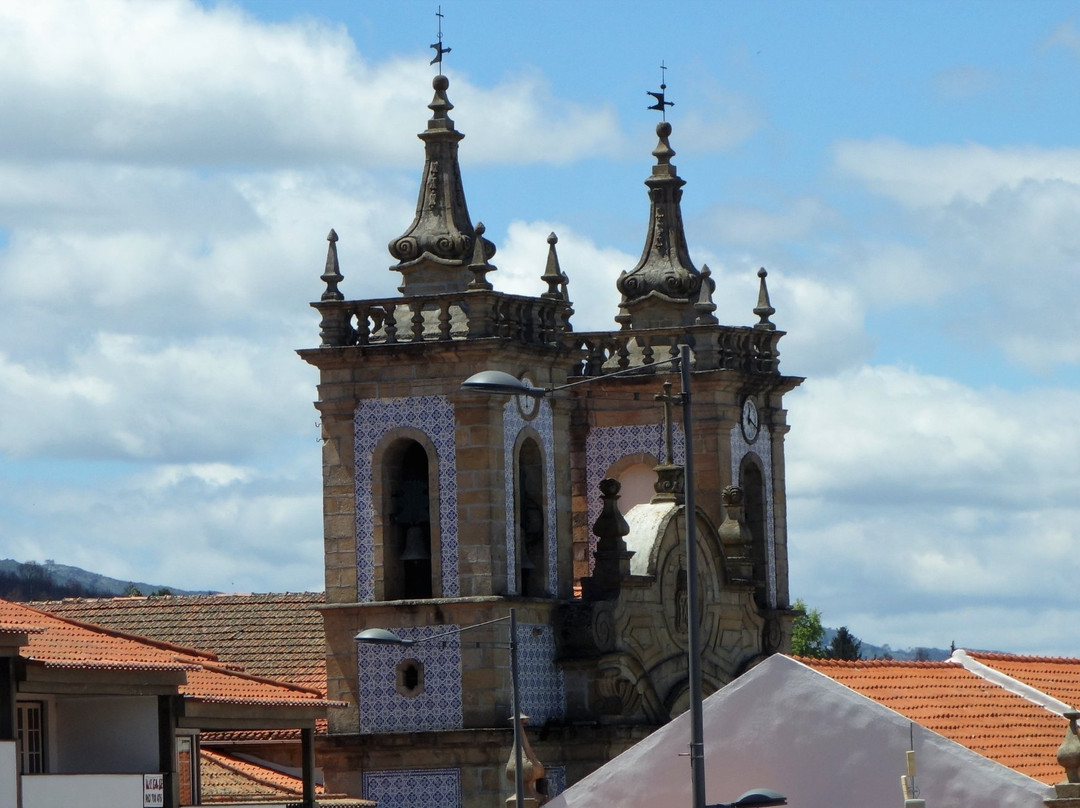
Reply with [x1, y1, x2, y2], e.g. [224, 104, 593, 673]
[792, 655, 958, 669]
[969, 650, 1080, 664]
[952, 649, 1074, 715]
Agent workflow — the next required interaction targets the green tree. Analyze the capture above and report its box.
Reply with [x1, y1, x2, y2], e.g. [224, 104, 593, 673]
[790, 598, 826, 657]
[827, 626, 863, 660]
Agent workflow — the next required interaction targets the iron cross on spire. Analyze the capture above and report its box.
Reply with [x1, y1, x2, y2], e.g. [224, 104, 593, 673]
[430, 6, 451, 70]
[647, 61, 674, 120]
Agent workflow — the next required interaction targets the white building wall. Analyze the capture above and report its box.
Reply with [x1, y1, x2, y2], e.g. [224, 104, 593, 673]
[0, 741, 16, 807]
[55, 695, 158, 773]
[22, 773, 143, 808]
[549, 655, 1054, 808]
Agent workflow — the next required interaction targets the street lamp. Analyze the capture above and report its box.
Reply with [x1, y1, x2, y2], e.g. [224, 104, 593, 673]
[708, 788, 788, 808]
[461, 344, 709, 808]
[355, 609, 526, 808]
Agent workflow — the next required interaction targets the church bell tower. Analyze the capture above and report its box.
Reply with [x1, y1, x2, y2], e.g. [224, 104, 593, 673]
[298, 53, 802, 808]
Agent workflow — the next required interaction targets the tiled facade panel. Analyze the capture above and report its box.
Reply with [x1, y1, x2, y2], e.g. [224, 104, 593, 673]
[516, 621, 566, 723]
[357, 625, 463, 733]
[354, 395, 460, 601]
[363, 768, 461, 808]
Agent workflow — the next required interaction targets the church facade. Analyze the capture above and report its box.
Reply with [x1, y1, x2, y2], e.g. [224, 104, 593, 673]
[298, 67, 802, 808]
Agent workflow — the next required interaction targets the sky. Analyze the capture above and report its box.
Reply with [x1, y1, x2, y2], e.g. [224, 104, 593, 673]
[1, 0, 1079, 655]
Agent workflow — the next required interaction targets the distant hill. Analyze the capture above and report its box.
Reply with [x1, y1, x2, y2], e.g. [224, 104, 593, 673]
[821, 627, 951, 662]
[0, 559, 214, 601]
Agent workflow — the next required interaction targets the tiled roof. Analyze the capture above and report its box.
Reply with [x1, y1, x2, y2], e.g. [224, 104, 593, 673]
[0, 599, 207, 672]
[201, 717, 329, 744]
[799, 657, 1067, 784]
[967, 651, 1080, 710]
[199, 748, 319, 802]
[31, 592, 326, 693]
[0, 599, 332, 712]
[200, 749, 374, 806]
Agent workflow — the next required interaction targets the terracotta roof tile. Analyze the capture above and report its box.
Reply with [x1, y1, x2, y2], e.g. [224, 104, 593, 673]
[199, 748, 316, 802]
[199, 749, 373, 806]
[798, 656, 1067, 784]
[0, 599, 334, 712]
[968, 651, 1080, 710]
[31, 593, 326, 693]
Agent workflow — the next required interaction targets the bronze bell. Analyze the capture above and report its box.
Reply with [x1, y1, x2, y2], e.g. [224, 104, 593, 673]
[400, 524, 431, 561]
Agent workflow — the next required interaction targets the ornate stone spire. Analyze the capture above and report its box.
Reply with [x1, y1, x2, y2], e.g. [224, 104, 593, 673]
[388, 73, 495, 295]
[616, 121, 703, 329]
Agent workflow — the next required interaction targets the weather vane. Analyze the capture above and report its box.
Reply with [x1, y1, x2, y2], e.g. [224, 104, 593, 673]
[647, 61, 674, 121]
[430, 6, 451, 71]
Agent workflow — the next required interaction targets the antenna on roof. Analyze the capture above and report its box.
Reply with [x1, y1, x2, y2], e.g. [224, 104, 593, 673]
[901, 724, 926, 807]
[430, 5, 451, 72]
[647, 61, 674, 121]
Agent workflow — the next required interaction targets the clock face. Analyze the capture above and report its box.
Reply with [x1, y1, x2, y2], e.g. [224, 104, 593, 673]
[741, 397, 760, 443]
[516, 377, 540, 420]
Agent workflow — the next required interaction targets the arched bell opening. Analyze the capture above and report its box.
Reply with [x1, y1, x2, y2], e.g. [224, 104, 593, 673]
[382, 438, 435, 600]
[517, 437, 547, 597]
[739, 454, 769, 609]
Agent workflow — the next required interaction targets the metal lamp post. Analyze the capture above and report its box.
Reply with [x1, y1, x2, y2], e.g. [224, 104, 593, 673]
[356, 609, 525, 808]
[461, 345, 786, 808]
[462, 344, 715, 807]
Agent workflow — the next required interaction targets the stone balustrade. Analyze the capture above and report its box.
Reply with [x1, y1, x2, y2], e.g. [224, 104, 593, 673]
[312, 292, 782, 376]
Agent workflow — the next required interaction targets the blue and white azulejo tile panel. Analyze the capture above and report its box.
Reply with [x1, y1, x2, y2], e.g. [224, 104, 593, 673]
[363, 767, 460, 808]
[357, 624, 463, 733]
[517, 621, 566, 723]
[354, 395, 459, 601]
[544, 765, 567, 799]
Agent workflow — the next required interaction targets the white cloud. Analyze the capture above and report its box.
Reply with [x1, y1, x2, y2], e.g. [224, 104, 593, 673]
[0, 333, 312, 460]
[699, 197, 839, 247]
[786, 365, 1080, 653]
[834, 138, 1080, 209]
[0, 451, 324, 592]
[494, 220, 632, 332]
[0, 0, 624, 168]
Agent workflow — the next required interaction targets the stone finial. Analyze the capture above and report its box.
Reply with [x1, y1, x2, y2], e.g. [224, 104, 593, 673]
[593, 478, 630, 554]
[1047, 712, 1080, 806]
[583, 479, 634, 601]
[505, 713, 545, 808]
[320, 229, 344, 302]
[467, 222, 496, 290]
[754, 267, 776, 330]
[1059, 712, 1080, 783]
[694, 264, 719, 325]
[541, 232, 563, 298]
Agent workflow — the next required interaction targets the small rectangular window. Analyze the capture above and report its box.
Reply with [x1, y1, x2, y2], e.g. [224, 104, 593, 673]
[16, 701, 45, 774]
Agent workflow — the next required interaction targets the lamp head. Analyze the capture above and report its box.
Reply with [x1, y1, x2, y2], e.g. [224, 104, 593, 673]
[708, 789, 787, 808]
[354, 628, 413, 646]
[460, 370, 546, 398]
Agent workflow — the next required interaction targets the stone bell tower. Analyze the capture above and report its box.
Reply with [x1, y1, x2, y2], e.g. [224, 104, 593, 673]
[298, 57, 802, 808]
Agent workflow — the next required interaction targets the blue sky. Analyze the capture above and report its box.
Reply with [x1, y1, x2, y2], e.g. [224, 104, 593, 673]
[1, 0, 1079, 654]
